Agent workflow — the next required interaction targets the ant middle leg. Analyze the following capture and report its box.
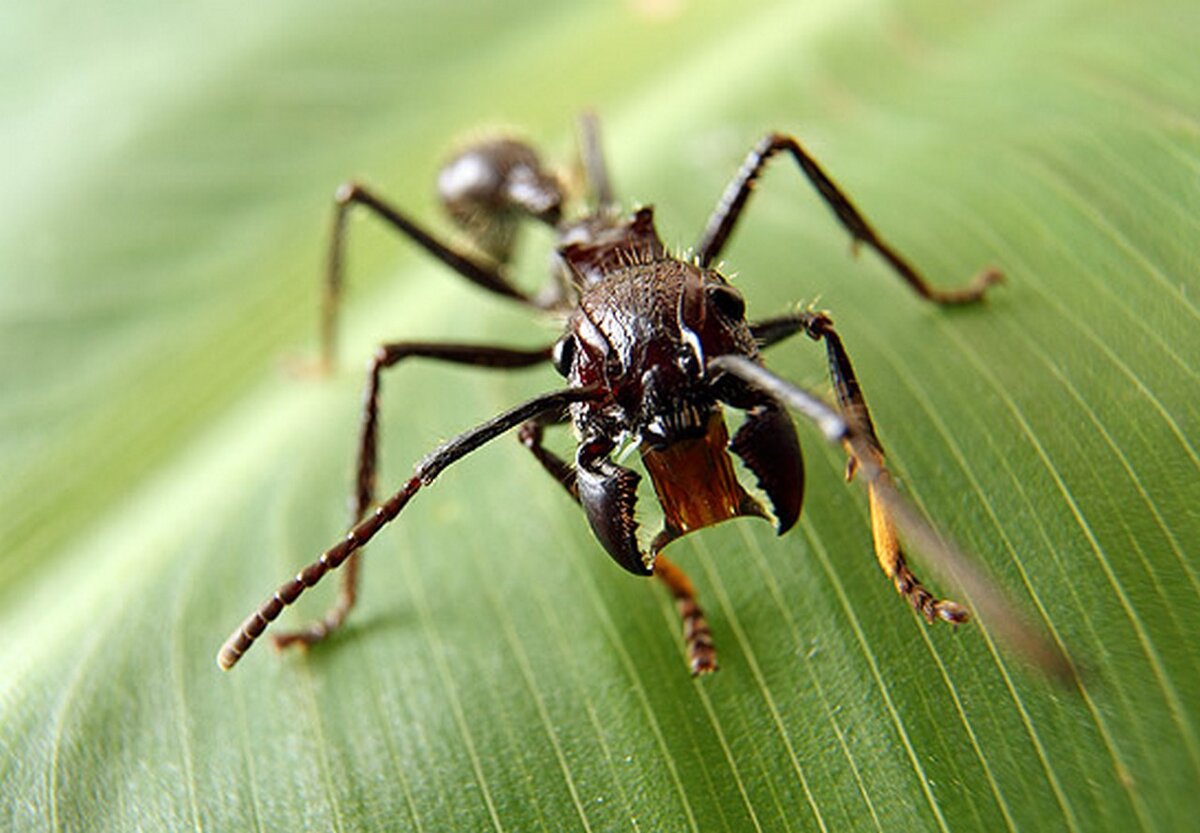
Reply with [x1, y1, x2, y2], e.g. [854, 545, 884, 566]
[517, 417, 719, 675]
[694, 133, 1002, 303]
[272, 340, 553, 652]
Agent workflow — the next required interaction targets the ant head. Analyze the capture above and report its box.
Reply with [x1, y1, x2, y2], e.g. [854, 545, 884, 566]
[630, 265, 753, 446]
[561, 245, 801, 572]
[556, 238, 757, 447]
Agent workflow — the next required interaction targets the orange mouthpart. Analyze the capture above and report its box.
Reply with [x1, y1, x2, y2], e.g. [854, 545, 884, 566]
[640, 413, 765, 542]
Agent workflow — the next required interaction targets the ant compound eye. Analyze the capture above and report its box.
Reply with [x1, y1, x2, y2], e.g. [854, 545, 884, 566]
[708, 284, 746, 321]
[605, 354, 624, 380]
[551, 335, 576, 377]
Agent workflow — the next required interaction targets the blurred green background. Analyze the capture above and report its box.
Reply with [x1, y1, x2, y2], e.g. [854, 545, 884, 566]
[3, 0, 1198, 830]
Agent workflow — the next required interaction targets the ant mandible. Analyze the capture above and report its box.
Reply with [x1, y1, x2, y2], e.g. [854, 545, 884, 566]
[218, 114, 1006, 676]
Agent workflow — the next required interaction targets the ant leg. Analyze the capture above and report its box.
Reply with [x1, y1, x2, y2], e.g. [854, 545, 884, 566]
[321, 182, 553, 368]
[218, 385, 596, 670]
[653, 554, 718, 675]
[577, 112, 616, 212]
[517, 419, 718, 675]
[798, 312, 967, 623]
[708, 352, 1077, 681]
[271, 341, 553, 653]
[714, 313, 967, 625]
[749, 312, 807, 350]
[695, 133, 1002, 303]
[517, 413, 577, 499]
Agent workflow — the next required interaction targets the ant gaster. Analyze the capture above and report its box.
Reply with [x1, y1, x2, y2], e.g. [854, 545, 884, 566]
[218, 115, 1007, 676]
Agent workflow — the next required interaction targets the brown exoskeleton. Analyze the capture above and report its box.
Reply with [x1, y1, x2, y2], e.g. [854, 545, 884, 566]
[219, 115, 1059, 678]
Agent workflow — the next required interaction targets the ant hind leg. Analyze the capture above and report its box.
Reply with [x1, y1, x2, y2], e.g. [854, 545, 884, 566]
[322, 137, 567, 369]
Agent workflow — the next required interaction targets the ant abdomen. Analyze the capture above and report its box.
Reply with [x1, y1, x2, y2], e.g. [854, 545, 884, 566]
[437, 137, 564, 264]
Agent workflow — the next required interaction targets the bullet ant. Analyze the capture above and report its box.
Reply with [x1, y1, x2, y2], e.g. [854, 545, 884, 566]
[219, 114, 1068, 679]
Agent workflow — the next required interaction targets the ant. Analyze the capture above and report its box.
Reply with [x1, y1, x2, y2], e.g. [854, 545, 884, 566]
[218, 114, 1010, 676]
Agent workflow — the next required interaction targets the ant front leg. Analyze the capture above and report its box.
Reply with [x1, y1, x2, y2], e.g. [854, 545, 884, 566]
[709, 353, 1077, 681]
[652, 555, 718, 675]
[517, 412, 578, 498]
[695, 133, 1002, 303]
[218, 386, 597, 670]
[271, 340, 553, 653]
[518, 420, 718, 675]
[803, 312, 967, 624]
[736, 310, 967, 624]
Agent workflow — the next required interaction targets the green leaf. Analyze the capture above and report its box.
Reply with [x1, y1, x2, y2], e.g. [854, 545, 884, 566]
[4, 1, 1198, 830]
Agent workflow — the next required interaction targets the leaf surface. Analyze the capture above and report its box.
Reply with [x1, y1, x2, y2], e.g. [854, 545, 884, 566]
[2, 1, 1198, 831]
